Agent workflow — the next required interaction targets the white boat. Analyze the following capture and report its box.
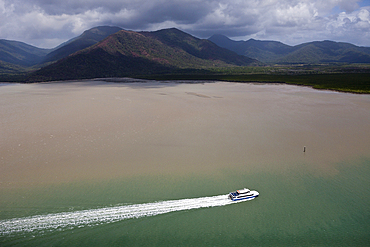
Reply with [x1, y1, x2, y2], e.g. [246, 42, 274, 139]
[228, 188, 259, 201]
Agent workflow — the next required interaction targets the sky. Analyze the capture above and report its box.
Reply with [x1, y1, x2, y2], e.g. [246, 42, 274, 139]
[1, 0, 370, 48]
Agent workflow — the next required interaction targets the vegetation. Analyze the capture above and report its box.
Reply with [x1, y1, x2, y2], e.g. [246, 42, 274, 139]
[0, 39, 50, 67]
[141, 65, 370, 94]
[143, 28, 259, 66]
[209, 35, 370, 64]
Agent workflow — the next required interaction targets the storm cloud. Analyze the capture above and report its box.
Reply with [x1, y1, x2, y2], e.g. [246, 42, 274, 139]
[0, 0, 369, 48]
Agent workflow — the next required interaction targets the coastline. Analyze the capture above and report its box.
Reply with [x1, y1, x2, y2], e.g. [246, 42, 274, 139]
[1, 72, 370, 94]
[139, 73, 370, 94]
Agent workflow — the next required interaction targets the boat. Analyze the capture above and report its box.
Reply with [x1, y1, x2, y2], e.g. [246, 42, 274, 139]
[228, 188, 259, 201]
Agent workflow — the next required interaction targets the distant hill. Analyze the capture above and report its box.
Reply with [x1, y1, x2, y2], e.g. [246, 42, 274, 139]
[0, 26, 122, 73]
[209, 34, 370, 64]
[279, 41, 370, 64]
[209, 34, 292, 63]
[0, 60, 27, 73]
[42, 26, 122, 64]
[0, 39, 51, 67]
[27, 28, 258, 82]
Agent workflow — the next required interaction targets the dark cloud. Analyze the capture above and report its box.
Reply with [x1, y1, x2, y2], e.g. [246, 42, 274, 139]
[0, 0, 369, 48]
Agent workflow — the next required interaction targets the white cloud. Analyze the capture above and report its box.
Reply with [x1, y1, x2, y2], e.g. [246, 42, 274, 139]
[274, 2, 318, 27]
[323, 7, 370, 44]
[0, 0, 369, 48]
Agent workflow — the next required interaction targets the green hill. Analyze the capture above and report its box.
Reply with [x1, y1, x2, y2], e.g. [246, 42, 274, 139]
[209, 35, 370, 64]
[278, 41, 370, 64]
[0, 39, 51, 67]
[0, 60, 27, 73]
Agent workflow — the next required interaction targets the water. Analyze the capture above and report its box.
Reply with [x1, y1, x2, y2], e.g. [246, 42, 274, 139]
[1, 80, 370, 246]
[1, 194, 250, 235]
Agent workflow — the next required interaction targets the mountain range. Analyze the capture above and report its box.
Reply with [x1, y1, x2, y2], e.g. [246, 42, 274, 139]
[1, 26, 370, 82]
[1, 26, 258, 81]
[208, 34, 370, 64]
[27, 28, 258, 81]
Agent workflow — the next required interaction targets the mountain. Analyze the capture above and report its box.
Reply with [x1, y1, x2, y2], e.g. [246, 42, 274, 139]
[42, 26, 123, 63]
[209, 34, 370, 64]
[0, 26, 122, 72]
[141, 28, 256, 66]
[278, 41, 370, 64]
[208, 34, 294, 63]
[0, 39, 51, 67]
[27, 28, 258, 82]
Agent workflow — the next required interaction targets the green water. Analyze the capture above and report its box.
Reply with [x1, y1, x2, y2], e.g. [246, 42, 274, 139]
[1, 158, 370, 246]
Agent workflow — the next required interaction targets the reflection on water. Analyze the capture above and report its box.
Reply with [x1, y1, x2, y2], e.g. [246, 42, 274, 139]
[0, 81, 370, 246]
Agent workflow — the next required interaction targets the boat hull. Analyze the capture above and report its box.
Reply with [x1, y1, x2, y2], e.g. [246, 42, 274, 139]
[228, 189, 259, 201]
[229, 194, 258, 201]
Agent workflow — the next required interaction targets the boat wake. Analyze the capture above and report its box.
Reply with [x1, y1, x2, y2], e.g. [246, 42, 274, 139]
[0, 194, 254, 235]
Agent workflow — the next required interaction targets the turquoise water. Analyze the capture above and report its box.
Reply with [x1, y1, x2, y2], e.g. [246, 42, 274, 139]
[1, 81, 370, 246]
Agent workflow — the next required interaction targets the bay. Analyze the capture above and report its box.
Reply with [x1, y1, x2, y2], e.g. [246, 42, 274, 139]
[1, 80, 369, 246]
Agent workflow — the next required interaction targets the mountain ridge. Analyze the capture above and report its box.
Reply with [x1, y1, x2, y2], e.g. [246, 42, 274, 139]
[2, 27, 370, 79]
[208, 34, 370, 64]
[140, 28, 256, 66]
[42, 26, 123, 64]
[26, 28, 258, 82]
[0, 39, 51, 67]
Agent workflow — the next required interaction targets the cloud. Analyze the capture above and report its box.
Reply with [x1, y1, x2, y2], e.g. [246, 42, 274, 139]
[0, 0, 369, 48]
[325, 7, 370, 45]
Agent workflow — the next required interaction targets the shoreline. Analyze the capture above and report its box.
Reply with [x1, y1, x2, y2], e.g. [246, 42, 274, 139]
[1, 73, 369, 94]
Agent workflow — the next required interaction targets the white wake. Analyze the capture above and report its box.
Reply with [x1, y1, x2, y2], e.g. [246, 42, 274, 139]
[0, 194, 255, 235]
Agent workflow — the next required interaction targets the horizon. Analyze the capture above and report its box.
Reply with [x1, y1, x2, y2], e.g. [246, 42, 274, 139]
[0, 0, 369, 49]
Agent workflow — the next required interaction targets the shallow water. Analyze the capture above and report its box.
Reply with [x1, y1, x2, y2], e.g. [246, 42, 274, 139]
[1, 80, 370, 246]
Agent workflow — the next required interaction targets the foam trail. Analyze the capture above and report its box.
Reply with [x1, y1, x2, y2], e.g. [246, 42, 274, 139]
[0, 194, 253, 235]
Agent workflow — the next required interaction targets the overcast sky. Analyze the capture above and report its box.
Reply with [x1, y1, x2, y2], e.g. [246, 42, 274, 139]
[1, 0, 370, 48]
